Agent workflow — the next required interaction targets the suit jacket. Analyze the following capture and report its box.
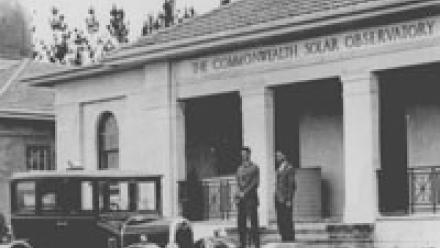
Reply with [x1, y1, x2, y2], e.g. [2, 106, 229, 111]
[275, 162, 296, 204]
[0, 213, 7, 238]
[236, 161, 260, 206]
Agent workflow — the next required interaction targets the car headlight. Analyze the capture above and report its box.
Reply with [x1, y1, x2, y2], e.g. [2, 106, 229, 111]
[139, 234, 148, 242]
[107, 237, 117, 248]
[213, 228, 227, 237]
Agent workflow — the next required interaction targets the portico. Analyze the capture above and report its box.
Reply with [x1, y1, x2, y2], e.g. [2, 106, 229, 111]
[171, 14, 440, 244]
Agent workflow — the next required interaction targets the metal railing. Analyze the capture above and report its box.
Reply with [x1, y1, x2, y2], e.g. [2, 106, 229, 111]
[179, 176, 237, 220]
[408, 166, 440, 214]
[377, 166, 440, 215]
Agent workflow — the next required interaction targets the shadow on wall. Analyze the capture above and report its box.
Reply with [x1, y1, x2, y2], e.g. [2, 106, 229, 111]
[321, 179, 331, 218]
[182, 169, 204, 221]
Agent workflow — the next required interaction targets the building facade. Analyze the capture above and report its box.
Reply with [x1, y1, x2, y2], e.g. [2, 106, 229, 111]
[26, 0, 440, 246]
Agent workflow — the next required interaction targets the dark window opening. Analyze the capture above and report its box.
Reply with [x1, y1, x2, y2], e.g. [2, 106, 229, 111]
[26, 145, 54, 171]
[98, 112, 119, 170]
[184, 93, 242, 179]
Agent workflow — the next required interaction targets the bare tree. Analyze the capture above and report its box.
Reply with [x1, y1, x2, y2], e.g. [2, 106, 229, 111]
[32, 6, 130, 66]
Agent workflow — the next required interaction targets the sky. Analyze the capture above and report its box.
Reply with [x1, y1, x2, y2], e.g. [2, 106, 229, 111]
[20, 0, 221, 42]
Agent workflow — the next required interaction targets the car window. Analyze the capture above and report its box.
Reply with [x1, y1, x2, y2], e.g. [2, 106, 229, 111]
[137, 181, 156, 211]
[81, 181, 94, 211]
[15, 181, 36, 213]
[39, 180, 62, 212]
[109, 182, 129, 211]
[41, 192, 57, 210]
[99, 181, 130, 211]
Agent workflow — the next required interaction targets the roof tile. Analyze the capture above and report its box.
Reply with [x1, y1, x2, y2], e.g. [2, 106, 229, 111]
[0, 62, 20, 89]
[117, 0, 381, 53]
[0, 60, 57, 112]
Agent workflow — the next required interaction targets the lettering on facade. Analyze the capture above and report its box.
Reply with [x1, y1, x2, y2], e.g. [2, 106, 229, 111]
[344, 20, 435, 48]
[192, 45, 297, 73]
[304, 37, 339, 55]
[191, 19, 436, 74]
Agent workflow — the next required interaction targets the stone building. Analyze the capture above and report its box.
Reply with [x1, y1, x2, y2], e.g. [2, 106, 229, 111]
[24, 0, 440, 246]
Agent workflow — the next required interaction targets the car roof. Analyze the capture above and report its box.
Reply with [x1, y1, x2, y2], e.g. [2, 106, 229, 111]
[11, 169, 163, 181]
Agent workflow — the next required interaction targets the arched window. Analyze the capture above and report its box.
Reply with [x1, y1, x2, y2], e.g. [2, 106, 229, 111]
[98, 112, 119, 170]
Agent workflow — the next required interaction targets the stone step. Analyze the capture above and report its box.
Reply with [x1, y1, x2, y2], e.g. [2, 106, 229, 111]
[193, 222, 374, 245]
[225, 224, 374, 244]
[227, 224, 373, 239]
[257, 231, 327, 241]
[226, 224, 328, 235]
[228, 234, 373, 243]
[263, 241, 375, 248]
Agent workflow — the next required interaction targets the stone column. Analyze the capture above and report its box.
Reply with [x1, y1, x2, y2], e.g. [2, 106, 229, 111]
[141, 62, 183, 217]
[240, 87, 275, 226]
[170, 101, 186, 216]
[341, 71, 380, 223]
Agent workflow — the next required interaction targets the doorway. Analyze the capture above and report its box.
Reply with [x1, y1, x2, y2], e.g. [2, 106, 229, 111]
[182, 92, 242, 220]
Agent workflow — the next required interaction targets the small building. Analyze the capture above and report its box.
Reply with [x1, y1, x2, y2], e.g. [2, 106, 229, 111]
[24, 0, 440, 246]
[0, 0, 56, 220]
[0, 60, 56, 219]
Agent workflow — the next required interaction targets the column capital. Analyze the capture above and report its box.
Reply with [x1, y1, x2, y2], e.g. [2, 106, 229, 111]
[240, 86, 272, 97]
[340, 70, 372, 81]
[340, 71, 378, 97]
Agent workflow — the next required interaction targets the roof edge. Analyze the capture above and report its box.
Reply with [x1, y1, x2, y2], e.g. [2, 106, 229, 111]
[109, 0, 429, 61]
[21, 63, 104, 85]
[0, 109, 55, 121]
[24, 0, 440, 86]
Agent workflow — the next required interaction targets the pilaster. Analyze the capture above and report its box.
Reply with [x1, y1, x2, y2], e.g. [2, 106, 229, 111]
[240, 86, 275, 226]
[341, 71, 380, 223]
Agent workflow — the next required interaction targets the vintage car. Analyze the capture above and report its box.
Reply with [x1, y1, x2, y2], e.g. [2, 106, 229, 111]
[9, 170, 193, 248]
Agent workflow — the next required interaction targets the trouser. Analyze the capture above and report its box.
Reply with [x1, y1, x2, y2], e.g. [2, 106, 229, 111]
[237, 202, 260, 248]
[275, 199, 295, 241]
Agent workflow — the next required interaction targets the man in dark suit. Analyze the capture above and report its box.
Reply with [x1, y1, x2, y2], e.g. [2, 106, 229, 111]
[0, 212, 8, 242]
[275, 150, 296, 242]
[235, 146, 260, 248]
